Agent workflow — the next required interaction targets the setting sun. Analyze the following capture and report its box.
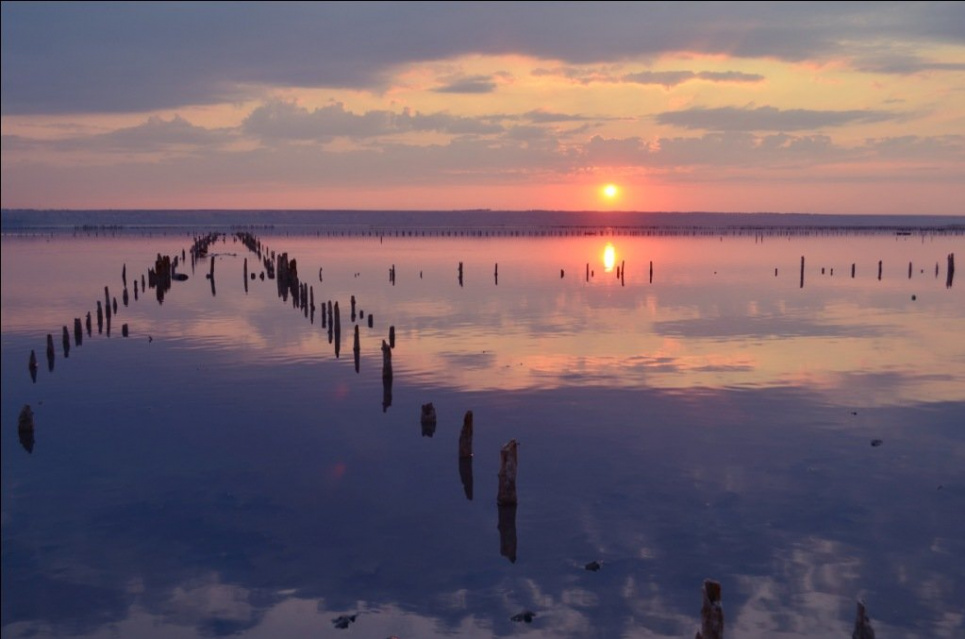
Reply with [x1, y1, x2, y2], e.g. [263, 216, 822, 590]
[602, 184, 619, 200]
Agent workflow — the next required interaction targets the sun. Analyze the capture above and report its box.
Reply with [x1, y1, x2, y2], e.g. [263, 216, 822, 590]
[602, 183, 619, 200]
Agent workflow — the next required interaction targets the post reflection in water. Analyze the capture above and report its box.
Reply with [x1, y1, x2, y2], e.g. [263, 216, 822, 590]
[603, 242, 616, 273]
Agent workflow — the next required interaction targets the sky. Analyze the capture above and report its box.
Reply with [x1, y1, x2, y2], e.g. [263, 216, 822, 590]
[2, 1, 964, 214]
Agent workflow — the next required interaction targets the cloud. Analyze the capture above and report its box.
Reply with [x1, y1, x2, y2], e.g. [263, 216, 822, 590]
[655, 106, 897, 132]
[857, 54, 965, 75]
[622, 70, 764, 88]
[432, 76, 498, 94]
[1, 116, 232, 155]
[242, 101, 503, 141]
[4, 3, 963, 114]
[532, 67, 765, 88]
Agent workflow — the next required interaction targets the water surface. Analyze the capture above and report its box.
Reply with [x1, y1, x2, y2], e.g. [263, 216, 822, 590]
[2, 226, 963, 638]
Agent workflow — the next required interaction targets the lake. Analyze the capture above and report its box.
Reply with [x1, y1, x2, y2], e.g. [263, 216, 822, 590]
[2, 215, 963, 638]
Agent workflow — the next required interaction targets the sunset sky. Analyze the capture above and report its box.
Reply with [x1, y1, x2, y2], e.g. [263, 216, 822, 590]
[2, 2, 964, 214]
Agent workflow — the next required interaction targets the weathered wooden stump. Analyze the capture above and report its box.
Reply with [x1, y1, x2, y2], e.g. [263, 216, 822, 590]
[389, 325, 396, 349]
[85, 312, 92, 337]
[459, 410, 474, 458]
[878, 260, 883, 280]
[799, 256, 805, 289]
[368, 313, 374, 328]
[28, 350, 38, 382]
[497, 439, 518, 505]
[695, 579, 723, 639]
[122, 324, 129, 337]
[74, 318, 83, 347]
[62, 326, 70, 358]
[947, 253, 955, 288]
[97, 301, 104, 333]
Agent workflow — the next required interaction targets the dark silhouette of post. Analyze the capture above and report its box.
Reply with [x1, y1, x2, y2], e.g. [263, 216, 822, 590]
[695, 579, 723, 639]
[498, 503, 517, 563]
[852, 600, 875, 639]
[46, 334, 55, 372]
[947, 253, 955, 288]
[800, 256, 805, 289]
[28, 350, 38, 382]
[381, 340, 393, 412]
[459, 411, 473, 458]
[878, 260, 883, 280]
[62, 326, 70, 358]
[74, 318, 83, 347]
[353, 325, 360, 374]
[421, 403, 437, 437]
[389, 325, 396, 349]
[458, 262, 464, 287]
[459, 457, 474, 500]
[18, 405, 35, 454]
[851, 263, 856, 278]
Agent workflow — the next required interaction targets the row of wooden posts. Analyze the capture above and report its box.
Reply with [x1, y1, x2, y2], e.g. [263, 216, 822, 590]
[797, 253, 955, 288]
[25, 233, 221, 386]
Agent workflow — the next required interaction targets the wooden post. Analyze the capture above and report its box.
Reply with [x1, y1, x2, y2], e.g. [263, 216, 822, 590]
[878, 260, 882, 280]
[333, 301, 341, 358]
[368, 314, 374, 328]
[62, 326, 70, 358]
[353, 325, 360, 374]
[458, 262, 464, 287]
[389, 325, 396, 348]
[799, 256, 805, 289]
[122, 324, 129, 337]
[947, 253, 955, 288]
[851, 263, 856, 278]
[497, 439, 518, 505]
[351, 295, 356, 322]
[74, 318, 83, 347]
[650, 260, 653, 283]
[86, 312, 92, 337]
[28, 350, 38, 382]
[381, 340, 393, 413]
[695, 579, 723, 639]
[459, 410, 473, 458]
[908, 261, 913, 279]
[46, 334, 55, 371]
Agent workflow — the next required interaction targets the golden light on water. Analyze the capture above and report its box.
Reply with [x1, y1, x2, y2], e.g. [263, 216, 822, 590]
[603, 242, 616, 272]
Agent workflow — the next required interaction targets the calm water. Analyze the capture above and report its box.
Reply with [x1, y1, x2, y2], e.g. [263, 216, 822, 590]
[2, 226, 963, 638]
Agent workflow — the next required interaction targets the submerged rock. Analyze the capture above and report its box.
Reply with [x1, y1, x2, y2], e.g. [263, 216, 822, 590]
[511, 610, 536, 623]
[585, 560, 602, 572]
